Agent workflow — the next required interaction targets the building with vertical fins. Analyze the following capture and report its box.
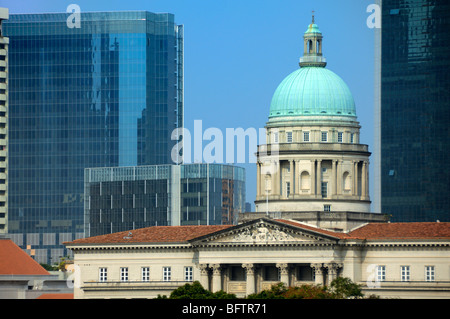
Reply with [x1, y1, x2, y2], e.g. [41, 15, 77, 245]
[378, 1, 450, 222]
[3, 11, 183, 264]
[0, 8, 8, 235]
[254, 16, 373, 216]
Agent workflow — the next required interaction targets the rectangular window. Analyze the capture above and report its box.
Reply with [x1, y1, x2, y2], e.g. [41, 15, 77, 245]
[99, 268, 107, 282]
[286, 132, 293, 143]
[401, 266, 410, 282]
[324, 205, 331, 212]
[184, 266, 193, 281]
[120, 267, 128, 282]
[303, 132, 310, 142]
[142, 267, 150, 282]
[321, 132, 328, 142]
[425, 266, 435, 282]
[273, 132, 279, 143]
[338, 132, 343, 143]
[163, 267, 171, 281]
[377, 266, 386, 282]
[350, 133, 354, 144]
[321, 182, 328, 198]
[286, 182, 291, 197]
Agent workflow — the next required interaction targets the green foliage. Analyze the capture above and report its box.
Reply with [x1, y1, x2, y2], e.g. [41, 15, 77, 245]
[248, 278, 373, 299]
[161, 281, 237, 299]
[248, 282, 333, 299]
[329, 277, 364, 299]
[40, 263, 58, 271]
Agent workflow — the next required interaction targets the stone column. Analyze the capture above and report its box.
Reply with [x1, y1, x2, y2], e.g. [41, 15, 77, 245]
[275, 161, 280, 196]
[276, 263, 289, 287]
[354, 161, 359, 196]
[242, 263, 255, 296]
[271, 161, 277, 196]
[289, 160, 294, 197]
[361, 161, 367, 200]
[317, 160, 322, 197]
[325, 263, 343, 285]
[310, 263, 324, 286]
[337, 160, 342, 195]
[256, 161, 261, 198]
[198, 264, 209, 290]
[311, 160, 316, 196]
[332, 160, 337, 196]
[211, 264, 222, 292]
[295, 160, 300, 195]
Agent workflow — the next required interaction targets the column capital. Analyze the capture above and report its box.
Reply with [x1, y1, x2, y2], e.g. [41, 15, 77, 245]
[276, 263, 289, 275]
[242, 263, 255, 275]
[325, 262, 343, 274]
[197, 263, 209, 275]
[210, 264, 221, 274]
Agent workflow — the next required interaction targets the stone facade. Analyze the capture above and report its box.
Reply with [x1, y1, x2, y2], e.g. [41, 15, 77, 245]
[65, 218, 450, 299]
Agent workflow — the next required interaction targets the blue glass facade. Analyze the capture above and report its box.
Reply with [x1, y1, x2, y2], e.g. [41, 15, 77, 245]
[4, 12, 183, 263]
[380, 1, 450, 222]
[84, 164, 246, 237]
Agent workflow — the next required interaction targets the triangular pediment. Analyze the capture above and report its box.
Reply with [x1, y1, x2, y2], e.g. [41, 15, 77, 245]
[190, 218, 339, 246]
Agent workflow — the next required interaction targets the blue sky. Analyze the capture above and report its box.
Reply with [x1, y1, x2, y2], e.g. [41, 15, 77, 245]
[3, 0, 376, 210]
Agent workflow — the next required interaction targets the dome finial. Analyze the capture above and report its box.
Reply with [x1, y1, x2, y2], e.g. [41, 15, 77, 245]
[312, 10, 315, 24]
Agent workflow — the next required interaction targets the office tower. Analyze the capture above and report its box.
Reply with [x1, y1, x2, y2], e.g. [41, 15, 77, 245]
[0, 8, 8, 234]
[379, 1, 450, 222]
[4, 11, 184, 263]
[84, 164, 246, 237]
[255, 17, 372, 214]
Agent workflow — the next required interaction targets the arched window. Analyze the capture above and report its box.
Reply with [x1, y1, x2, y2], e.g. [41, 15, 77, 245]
[300, 171, 311, 190]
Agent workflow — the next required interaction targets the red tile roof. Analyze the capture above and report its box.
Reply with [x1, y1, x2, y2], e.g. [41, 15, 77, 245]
[0, 239, 50, 276]
[36, 293, 74, 299]
[66, 225, 232, 245]
[278, 220, 450, 240]
[64, 220, 450, 246]
[347, 222, 450, 240]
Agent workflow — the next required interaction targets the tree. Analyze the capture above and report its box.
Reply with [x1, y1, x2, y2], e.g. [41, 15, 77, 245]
[329, 277, 364, 299]
[158, 281, 237, 299]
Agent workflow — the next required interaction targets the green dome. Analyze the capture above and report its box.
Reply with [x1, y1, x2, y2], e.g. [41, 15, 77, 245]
[269, 67, 356, 119]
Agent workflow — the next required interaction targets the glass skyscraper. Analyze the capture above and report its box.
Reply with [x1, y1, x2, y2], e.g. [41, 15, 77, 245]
[379, 1, 450, 222]
[84, 164, 246, 237]
[4, 11, 183, 263]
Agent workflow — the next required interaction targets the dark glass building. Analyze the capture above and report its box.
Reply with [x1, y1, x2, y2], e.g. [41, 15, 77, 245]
[4, 11, 183, 263]
[380, 1, 450, 222]
[84, 164, 246, 237]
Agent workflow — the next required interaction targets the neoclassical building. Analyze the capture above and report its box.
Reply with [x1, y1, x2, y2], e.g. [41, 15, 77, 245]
[65, 217, 450, 299]
[255, 17, 371, 213]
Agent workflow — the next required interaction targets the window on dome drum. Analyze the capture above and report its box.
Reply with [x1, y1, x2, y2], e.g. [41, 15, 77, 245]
[338, 132, 343, 143]
[286, 132, 293, 143]
[401, 266, 410, 282]
[321, 132, 327, 142]
[273, 132, 279, 143]
[303, 132, 310, 142]
[350, 133, 354, 144]
[321, 182, 328, 198]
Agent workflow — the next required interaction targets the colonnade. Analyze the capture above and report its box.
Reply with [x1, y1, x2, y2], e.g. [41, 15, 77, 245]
[197, 262, 343, 295]
[256, 159, 369, 200]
